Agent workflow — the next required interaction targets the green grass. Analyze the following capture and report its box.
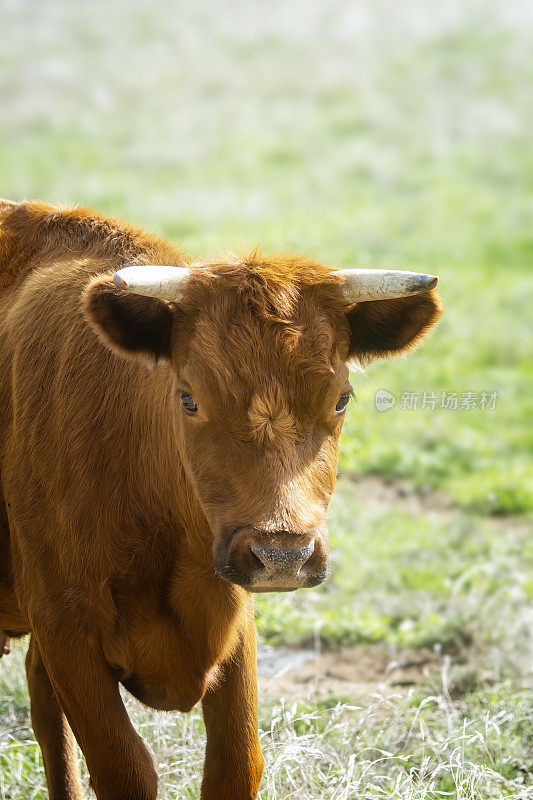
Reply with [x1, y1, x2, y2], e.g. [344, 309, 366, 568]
[1, 1, 532, 797]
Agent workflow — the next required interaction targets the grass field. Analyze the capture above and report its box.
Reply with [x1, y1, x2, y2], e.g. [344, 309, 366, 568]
[1, 2, 532, 798]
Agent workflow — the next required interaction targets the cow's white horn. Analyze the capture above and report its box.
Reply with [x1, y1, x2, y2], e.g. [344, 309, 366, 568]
[113, 265, 192, 301]
[335, 269, 438, 303]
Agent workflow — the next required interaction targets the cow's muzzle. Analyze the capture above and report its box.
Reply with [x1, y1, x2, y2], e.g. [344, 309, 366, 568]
[214, 527, 329, 592]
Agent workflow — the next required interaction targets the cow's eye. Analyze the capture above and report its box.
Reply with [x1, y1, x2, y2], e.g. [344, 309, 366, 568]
[335, 394, 351, 413]
[180, 393, 198, 413]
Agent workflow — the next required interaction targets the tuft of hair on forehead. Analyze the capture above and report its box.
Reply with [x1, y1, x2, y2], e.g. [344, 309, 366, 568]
[248, 384, 297, 449]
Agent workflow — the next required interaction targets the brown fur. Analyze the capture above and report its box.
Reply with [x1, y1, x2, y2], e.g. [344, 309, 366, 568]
[0, 201, 441, 799]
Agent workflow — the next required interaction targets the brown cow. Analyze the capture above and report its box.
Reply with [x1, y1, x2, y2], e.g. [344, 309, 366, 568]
[0, 200, 441, 800]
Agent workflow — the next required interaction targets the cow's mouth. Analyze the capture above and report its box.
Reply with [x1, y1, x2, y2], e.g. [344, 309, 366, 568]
[215, 562, 329, 593]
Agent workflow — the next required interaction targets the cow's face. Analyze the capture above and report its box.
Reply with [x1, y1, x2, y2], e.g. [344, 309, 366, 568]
[170, 263, 351, 591]
[85, 254, 441, 592]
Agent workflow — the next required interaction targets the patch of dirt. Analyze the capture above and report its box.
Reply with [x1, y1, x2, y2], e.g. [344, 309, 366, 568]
[340, 474, 452, 515]
[259, 645, 442, 700]
[339, 474, 532, 538]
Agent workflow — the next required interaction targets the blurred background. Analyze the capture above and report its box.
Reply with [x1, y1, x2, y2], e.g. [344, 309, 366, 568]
[1, 2, 532, 798]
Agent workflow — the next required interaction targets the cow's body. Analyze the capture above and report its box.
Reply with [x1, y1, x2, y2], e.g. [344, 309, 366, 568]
[0, 201, 441, 799]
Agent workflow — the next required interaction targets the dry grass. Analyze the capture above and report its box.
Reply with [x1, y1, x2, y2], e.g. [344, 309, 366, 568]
[1, 642, 532, 800]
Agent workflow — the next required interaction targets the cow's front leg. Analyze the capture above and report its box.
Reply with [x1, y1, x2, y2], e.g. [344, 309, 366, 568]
[26, 635, 83, 800]
[33, 621, 158, 800]
[200, 608, 264, 800]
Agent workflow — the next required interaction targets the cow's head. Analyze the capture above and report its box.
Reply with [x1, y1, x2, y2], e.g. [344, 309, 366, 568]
[84, 255, 441, 592]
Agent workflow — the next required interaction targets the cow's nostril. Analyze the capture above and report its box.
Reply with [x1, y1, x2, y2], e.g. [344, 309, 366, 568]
[299, 547, 316, 575]
[295, 542, 315, 573]
[249, 549, 265, 573]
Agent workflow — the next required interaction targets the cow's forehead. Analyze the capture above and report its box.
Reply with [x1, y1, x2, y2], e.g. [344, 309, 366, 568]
[186, 288, 344, 393]
[174, 256, 349, 413]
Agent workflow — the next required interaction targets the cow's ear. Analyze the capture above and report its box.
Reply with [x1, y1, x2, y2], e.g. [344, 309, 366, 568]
[345, 289, 442, 365]
[83, 276, 176, 365]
